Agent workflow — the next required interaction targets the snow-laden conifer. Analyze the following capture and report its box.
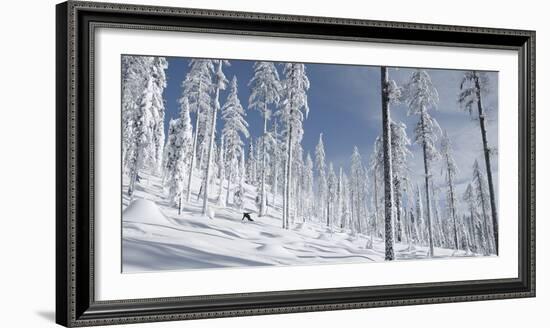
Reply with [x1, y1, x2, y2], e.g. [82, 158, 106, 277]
[181, 59, 215, 202]
[459, 71, 498, 253]
[221, 76, 250, 207]
[315, 133, 327, 225]
[277, 63, 310, 229]
[164, 97, 193, 214]
[440, 131, 459, 249]
[403, 69, 440, 257]
[202, 60, 230, 216]
[249, 61, 282, 216]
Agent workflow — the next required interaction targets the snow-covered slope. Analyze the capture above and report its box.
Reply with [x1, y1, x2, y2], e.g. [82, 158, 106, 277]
[122, 171, 473, 273]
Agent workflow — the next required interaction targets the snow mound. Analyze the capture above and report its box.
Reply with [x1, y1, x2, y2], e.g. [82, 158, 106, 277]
[256, 244, 295, 258]
[123, 199, 168, 225]
[207, 208, 216, 220]
[317, 232, 332, 241]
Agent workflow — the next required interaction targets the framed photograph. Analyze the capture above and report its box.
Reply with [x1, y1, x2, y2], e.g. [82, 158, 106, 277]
[56, 1, 535, 326]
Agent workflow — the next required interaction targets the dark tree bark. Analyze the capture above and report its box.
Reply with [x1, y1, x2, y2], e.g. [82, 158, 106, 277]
[381, 67, 395, 261]
[394, 178, 402, 242]
[474, 72, 499, 254]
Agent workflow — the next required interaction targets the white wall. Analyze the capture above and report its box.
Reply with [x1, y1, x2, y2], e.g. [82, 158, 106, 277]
[0, 0, 545, 327]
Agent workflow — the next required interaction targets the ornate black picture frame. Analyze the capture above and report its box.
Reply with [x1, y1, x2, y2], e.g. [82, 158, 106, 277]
[56, 1, 535, 326]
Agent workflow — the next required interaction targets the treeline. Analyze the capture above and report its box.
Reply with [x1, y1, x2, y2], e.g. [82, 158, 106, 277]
[121, 56, 498, 259]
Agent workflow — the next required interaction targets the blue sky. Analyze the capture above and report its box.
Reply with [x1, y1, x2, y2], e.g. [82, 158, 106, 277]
[160, 56, 498, 212]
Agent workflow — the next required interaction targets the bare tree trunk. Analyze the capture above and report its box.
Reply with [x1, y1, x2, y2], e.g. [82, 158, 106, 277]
[356, 179, 362, 234]
[225, 164, 232, 206]
[474, 73, 498, 254]
[284, 124, 293, 229]
[272, 164, 278, 205]
[373, 170, 379, 238]
[186, 108, 201, 203]
[381, 67, 395, 261]
[447, 164, 459, 250]
[217, 138, 225, 206]
[202, 63, 223, 215]
[394, 179, 402, 242]
[420, 109, 434, 257]
[259, 109, 268, 216]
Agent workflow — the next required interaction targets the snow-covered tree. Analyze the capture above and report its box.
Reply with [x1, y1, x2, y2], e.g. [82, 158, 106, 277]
[459, 71, 498, 253]
[249, 62, 282, 216]
[336, 167, 344, 229]
[403, 69, 440, 257]
[122, 56, 151, 175]
[181, 59, 215, 202]
[164, 97, 193, 214]
[216, 136, 225, 206]
[315, 133, 327, 224]
[390, 121, 411, 243]
[125, 57, 169, 197]
[246, 142, 257, 184]
[374, 120, 411, 243]
[327, 162, 337, 228]
[278, 63, 310, 229]
[341, 172, 351, 231]
[414, 185, 424, 245]
[472, 159, 494, 254]
[202, 60, 230, 216]
[221, 76, 250, 207]
[368, 141, 382, 240]
[350, 146, 364, 235]
[440, 131, 459, 249]
[303, 153, 315, 221]
[463, 183, 479, 253]
[150, 57, 168, 173]
[430, 181, 445, 248]
[266, 121, 282, 205]
[292, 146, 305, 221]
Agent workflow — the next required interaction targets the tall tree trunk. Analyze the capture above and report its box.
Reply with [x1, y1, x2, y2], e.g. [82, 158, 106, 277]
[272, 164, 278, 205]
[338, 168, 343, 228]
[225, 166, 232, 206]
[284, 124, 293, 229]
[326, 196, 330, 227]
[259, 109, 268, 216]
[202, 63, 223, 216]
[420, 110, 435, 257]
[356, 179, 362, 234]
[476, 170, 492, 254]
[217, 138, 225, 206]
[432, 194, 443, 248]
[127, 132, 143, 199]
[373, 170, 379, 238]
[394, 179, 402, 242]
[186, 108, 201, 203]
[381, 67, 395, 261]
[406, 208, 413, 249]
[447, 165, 459, 250]
[469, 208, 477, 252]
[474, 73, 499, 254]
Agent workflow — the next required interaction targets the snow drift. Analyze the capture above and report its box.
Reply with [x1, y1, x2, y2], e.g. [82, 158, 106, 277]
[123, 199, 168, 225]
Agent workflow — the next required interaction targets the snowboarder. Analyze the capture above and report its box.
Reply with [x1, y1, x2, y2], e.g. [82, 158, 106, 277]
[242, 212, 254, 222]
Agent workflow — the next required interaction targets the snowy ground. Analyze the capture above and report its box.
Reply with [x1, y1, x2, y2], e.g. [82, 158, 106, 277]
[122, 171, 474, 273]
